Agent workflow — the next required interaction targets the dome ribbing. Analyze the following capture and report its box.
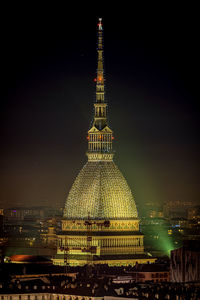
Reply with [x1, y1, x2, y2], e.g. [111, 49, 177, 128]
[64, 161, 138, 220]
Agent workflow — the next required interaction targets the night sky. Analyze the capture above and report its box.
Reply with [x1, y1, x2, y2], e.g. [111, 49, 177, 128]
[1, 4, 199, 210]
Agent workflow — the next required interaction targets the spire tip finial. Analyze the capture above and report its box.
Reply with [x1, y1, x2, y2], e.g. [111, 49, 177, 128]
[98, 18, 103, 30]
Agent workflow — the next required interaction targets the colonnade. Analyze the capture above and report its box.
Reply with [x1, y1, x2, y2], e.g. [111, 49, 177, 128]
[88, 134, 112, 151]
[59, 236, 143, 252]
[101, 237, 143, 247]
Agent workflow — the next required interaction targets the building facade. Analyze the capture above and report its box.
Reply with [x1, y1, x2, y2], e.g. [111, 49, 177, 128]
[170, 242, 200, 282]
[53, 19, 155, 266]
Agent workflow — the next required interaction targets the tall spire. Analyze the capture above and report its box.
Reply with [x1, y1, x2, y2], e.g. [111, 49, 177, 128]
[96, 18, 105, 103]
[93, 18, 107, 130]
[86, 18, 114, 162]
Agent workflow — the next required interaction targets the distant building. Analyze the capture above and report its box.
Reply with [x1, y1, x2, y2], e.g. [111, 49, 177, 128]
[3, 206, 60, 221]
[139, 202, 164, 219]
[163, 200, 193, 219]
[130, 263, 169, 283]
[41, 226, 58, 247]
[170, 217, 188, 229]
[112, 263, 170, 283]
[188, 206, 200, 221]
[170, 241, 200, 282]
[0, 215, 3, 234]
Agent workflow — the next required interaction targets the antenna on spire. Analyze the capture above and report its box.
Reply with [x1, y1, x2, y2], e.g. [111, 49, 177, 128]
[98, 18, 103, 31]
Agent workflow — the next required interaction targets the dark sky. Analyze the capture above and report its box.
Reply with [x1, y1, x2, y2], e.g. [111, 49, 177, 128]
[1, 4, 199, 209]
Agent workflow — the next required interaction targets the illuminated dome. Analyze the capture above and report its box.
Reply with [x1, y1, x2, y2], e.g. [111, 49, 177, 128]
[64, 160, 138, 220]
[52, 19, 156, 268]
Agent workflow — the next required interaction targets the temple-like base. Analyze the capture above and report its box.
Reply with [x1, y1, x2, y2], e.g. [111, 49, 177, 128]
[53, 219, 156, 267]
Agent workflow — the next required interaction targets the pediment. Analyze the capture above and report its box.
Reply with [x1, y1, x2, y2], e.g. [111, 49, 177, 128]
[101, 126, 113, 133]
[88, 126, 100, 133]
[88, 125, 113, 134]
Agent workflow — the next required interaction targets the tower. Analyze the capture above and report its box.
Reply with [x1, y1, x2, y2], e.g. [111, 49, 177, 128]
[53, 18, 156, 266]
[87, 18, 113, 161]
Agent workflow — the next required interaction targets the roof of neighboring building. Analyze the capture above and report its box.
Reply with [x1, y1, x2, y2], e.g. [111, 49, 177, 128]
[131, 263, 169, 273]
[10, 255, 51, 263]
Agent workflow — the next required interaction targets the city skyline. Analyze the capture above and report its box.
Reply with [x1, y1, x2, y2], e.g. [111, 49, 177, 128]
[1, 7, 199, 209]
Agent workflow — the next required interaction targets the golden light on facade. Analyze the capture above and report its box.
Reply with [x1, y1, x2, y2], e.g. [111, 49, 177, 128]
[53, 18, 156, 266]
[64, 161, 138, 220]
